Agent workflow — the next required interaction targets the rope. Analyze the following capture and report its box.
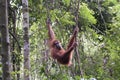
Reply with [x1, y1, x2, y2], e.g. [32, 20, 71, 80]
[46, 1, 51, 23]
[74, 0, 84, 78]
[75, 0, 80, 29]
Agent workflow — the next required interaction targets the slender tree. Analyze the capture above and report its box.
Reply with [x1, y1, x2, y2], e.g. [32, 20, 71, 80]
[22, 0, 30, 80]
[0, 0, 11, 80]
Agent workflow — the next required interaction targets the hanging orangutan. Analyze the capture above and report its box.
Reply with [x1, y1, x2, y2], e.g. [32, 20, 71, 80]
[46, 18, 79, 66]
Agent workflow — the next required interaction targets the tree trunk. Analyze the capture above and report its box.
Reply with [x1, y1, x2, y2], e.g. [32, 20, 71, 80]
[0, 0, 11, 80]
[22, 0, 30, 80]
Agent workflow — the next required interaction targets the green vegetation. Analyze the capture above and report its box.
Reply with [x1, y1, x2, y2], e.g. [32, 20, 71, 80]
[0, 0, 120, 80]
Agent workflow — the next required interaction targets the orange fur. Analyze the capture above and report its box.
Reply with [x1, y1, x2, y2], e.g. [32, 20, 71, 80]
[47, 19, 78, 66]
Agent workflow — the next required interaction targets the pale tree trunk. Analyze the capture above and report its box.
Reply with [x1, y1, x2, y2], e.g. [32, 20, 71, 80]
[0, 0, 11, 80]
[0, 29, 1, 53]
[22, 0, 30, 80]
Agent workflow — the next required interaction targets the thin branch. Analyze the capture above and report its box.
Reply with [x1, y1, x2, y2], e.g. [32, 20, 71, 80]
[97, 1, 107, 31]
[92, 25, 105, 35]
[9, 30, 21, 51]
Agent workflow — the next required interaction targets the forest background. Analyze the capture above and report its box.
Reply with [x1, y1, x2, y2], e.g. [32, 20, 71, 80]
[0, 0, 120, 80]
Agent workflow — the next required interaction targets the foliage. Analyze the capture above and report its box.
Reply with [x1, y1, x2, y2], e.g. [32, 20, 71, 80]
[0, 0, 120, 80]
[79, 3, 96, 26]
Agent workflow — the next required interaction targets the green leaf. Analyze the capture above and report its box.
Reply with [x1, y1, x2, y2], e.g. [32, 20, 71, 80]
[79, 3, 96, 26]
[62, 0, 70, 6]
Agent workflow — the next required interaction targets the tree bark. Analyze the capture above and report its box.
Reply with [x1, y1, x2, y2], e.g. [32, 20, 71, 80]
[0, 0, 11, 80]
[22, 0, 30, 80]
